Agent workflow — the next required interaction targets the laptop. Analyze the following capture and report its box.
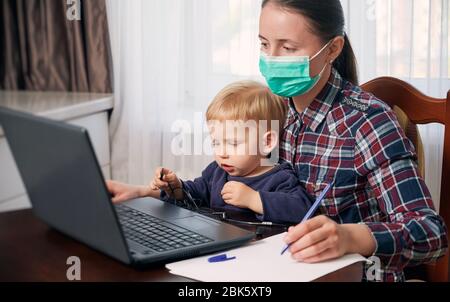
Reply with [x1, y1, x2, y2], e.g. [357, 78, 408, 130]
[0, 106, 254, 267]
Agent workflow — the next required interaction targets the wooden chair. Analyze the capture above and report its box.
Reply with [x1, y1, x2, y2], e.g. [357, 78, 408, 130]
[361, 77, 450, 282]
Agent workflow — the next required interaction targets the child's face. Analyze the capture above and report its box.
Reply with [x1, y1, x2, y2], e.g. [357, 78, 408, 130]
[209, 121, 270, 177]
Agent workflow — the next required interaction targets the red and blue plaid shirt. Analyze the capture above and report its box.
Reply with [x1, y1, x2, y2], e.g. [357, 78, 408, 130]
[280, 68, 448, 282]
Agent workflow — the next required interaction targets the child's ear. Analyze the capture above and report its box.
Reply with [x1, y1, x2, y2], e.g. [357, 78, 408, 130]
[261, 130, 279, 156]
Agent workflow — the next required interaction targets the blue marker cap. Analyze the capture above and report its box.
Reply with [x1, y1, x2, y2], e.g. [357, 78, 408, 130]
[208, 254, 236, 263]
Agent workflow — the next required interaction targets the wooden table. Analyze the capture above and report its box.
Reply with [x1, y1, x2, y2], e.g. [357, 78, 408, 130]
[0, 209, 363, 282]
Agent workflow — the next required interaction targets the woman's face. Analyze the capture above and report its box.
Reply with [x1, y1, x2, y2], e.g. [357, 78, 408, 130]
[259, 2, 330, 77]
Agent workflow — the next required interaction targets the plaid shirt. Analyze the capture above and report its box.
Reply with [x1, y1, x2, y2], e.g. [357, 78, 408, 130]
[280, 68, 448, 282]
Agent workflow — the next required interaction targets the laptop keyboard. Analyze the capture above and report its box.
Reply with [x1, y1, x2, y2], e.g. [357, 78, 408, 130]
[115, 204, 213, 253]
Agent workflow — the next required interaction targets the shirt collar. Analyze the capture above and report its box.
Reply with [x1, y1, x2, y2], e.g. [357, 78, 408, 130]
[284, 68, 343, 132]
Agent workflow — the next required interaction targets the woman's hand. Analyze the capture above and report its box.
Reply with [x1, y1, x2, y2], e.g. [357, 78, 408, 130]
[151, 167, 183, 200]
[106, 180, 150, 203]
[221, 181, 263, 214]
[284, 215, 376, 263]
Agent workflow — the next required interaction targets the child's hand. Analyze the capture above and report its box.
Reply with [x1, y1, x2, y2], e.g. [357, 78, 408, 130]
[221, 181, 263, 214]
[150, 167, 183, 200]
[106, 180, 149, 203]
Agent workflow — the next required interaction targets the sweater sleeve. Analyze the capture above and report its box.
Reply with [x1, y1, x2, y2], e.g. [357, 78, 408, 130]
[258, 172, 313, 224]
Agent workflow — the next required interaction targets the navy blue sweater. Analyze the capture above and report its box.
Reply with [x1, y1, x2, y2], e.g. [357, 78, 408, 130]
[161, 162, 313, 224]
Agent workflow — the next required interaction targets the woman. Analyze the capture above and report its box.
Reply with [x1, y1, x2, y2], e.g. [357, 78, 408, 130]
[259, 0, 447, 281]
[108, 0, 448, 282]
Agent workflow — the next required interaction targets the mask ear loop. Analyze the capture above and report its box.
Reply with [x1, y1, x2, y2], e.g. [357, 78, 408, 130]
[298, 59, 330, 96]
[298, 39, 335, 96]
[310, 39, 334, 62]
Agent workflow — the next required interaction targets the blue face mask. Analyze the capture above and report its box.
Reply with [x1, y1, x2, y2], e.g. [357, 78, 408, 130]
[259, 41, 332, 98]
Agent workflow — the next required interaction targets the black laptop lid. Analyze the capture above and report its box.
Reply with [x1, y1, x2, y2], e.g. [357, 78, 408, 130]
[0, 107, 131, 264]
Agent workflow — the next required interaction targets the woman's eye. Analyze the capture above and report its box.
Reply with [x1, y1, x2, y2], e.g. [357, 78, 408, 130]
[283, 46, 296, 52]
[260, 42, 268, 49]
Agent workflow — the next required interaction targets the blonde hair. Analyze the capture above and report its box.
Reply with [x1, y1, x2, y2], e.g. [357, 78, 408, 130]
[206, 81, 287, 131]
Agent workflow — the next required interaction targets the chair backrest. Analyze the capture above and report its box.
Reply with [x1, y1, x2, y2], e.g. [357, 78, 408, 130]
[361, 77, 450, 282]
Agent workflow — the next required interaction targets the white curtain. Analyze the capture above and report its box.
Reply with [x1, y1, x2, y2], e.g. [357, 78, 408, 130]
[106, 0, 449, 209]
[106, 0, 262, 184]
[106, 0, 186, 184]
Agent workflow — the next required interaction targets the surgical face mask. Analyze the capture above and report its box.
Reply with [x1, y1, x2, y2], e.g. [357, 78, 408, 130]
[259, 40, 332, 98]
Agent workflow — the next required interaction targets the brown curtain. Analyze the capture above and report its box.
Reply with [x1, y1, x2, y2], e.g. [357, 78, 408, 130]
[0, 0, 112, 93]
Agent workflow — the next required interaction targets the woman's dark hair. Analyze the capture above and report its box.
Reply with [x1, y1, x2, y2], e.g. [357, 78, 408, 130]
[262, 0, 359, 85]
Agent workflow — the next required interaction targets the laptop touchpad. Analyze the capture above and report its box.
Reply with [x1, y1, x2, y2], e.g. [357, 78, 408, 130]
[174, 216, 219, 230]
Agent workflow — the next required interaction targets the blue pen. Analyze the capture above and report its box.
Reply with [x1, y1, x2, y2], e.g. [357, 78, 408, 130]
[208, 253, 236, 263]
[280, 180, 335, 255]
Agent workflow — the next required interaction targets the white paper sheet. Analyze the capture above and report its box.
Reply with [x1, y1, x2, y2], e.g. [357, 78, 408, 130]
[166, 233, 367, 282]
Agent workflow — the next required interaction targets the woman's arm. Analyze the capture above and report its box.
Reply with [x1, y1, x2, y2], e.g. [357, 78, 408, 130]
[106, 180, 160, 203]
[284, 108, 448, 277]
[353, 108, 448, 270]
[284, 216, 376, 261]
[357, 157, 447, 269]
